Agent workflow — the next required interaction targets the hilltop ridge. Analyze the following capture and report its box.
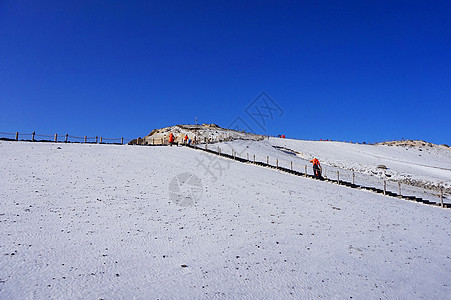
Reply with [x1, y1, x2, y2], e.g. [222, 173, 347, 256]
[129, 124, 264, 145]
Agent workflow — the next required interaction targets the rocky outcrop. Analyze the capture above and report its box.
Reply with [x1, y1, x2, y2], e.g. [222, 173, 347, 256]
[128, 124, 264, 145]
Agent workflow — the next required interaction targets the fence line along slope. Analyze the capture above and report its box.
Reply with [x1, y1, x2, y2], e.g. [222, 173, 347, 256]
[0, 141, 450, 299]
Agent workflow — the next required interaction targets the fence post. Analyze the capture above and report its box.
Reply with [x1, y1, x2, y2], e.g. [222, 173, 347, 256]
[32, 131, 35, 142]
[233, 151, 236, 160]
[65, 134, 68, 143]
[253, 154, 255, 163]
[290, 161, 293, 171]
[352, 172, 355, 185]
[96, 136, 98, 143]
[440, 187, 444, 208]
[383, 180, 386, 195]
[398, 182, 401, 196]
[54, 134, 57, 142]
[84, 136, 87, 143]
[305, 165, 307, 177]
[276, 159, 278, 168]
[100, 137, 103, 144]
[266, 156, 269, 165]
[337, 171, 340, 184]
[15, 132, 19, 141]
[121, 137, 124, 145]
[247, 153, 249, 161]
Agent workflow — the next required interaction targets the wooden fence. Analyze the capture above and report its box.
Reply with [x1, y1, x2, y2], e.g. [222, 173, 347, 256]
[2, 130, 447, 209]
[0, 131, 128, 145]
[186, 143, 449, 209]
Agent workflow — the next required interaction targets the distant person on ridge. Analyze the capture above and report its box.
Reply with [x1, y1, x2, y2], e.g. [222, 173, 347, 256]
[184, 134, 188, 145]
[310, 158, 323, 179]
[169, 133, 174, 146]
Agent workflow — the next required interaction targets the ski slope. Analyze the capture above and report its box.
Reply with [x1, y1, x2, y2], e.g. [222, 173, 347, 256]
[0, 141, 450, 299]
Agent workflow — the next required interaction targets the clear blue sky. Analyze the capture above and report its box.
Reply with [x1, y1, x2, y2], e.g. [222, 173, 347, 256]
[1, 1, 450, 144]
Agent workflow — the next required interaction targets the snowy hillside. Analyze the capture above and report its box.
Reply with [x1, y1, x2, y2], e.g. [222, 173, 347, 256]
[267, 138, 451, 190]
[1, 141, 450, 299]
[211, 138, 450, 205]
[132, 124, 264, 145]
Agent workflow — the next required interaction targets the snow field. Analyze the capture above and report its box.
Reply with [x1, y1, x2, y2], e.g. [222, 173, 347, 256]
[268, 138, 451, 189]
[0, 141, 450, 299]
[212, 139, 450, 205]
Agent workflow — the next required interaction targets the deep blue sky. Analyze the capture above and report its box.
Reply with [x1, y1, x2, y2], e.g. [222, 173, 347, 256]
[1, 1, 450, 144]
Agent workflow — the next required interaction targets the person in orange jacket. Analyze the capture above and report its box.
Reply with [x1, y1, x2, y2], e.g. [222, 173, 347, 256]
[184, 134, 188, 145]
[169, 133, 174, 146]
[310, 158, 322, 179]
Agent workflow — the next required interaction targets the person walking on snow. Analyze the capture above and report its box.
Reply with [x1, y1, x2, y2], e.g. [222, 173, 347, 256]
[310, 158, 322, 179]
[169, 133, 174, 146]
[184, 134, 188, 145]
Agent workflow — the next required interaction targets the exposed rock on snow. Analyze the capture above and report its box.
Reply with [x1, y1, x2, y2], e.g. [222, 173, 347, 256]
[128, 124, 264, 145]
[377, 139, 449, 149]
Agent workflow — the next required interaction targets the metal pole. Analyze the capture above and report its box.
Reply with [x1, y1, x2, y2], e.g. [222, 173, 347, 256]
[276, 159, 278, 168]
[121, 137, 124, 145]
[65, 134, 68, 143]
[337, 171, 340, 184]
[266, 156, 269, 165]
[398, 182, 401, 196]
[247, 153, 249, 161]
[54, 134, 57, 142]
[440, 187, 444, 208]
[352, 172, 355, 185]
[15, 132, 18, 141]
[253, 154, 255, 163]
[383, 180, 386, 195]
[32, 131, 35, 142]
[305, 165, 307, 177]
[290, 161, 293, 171]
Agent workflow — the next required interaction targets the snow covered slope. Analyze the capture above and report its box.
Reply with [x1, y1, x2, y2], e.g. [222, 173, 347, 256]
[1, 141, 450, 299]
[134, 124, 263, 145]
[268, 138, 451, 190]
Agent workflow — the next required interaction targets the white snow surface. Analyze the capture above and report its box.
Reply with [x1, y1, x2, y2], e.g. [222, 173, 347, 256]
[267, 138, 451, 189]
[1, 141, 450, 299]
